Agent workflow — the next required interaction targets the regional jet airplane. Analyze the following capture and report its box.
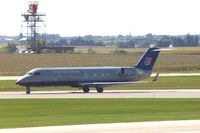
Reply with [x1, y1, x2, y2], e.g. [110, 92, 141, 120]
[16, 47, 160, 94]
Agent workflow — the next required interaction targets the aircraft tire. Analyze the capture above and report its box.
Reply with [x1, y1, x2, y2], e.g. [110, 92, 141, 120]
[26, 87, 31, 94]
[83, 87, 89, 93]
[96, 87, 103, 93]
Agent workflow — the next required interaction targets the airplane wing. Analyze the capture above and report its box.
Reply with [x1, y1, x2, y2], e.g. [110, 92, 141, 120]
[79, 81, 150, 87]
[79, 72, 159, 87]
[79, 73, 159, 87]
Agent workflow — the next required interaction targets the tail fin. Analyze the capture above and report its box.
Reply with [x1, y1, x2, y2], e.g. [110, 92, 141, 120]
[135, 48, 160, 70]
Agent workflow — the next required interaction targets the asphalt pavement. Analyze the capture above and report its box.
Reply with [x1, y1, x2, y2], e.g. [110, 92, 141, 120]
[1, 90, 200, 99]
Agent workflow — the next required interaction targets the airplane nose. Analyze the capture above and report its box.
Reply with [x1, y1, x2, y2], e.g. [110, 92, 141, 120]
[16, 79, 21, 85]
[16, 78, 23, 86]
[16, 76, 29, 86]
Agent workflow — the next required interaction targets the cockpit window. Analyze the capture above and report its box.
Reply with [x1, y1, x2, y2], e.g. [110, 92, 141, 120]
[26, 72, 41, 76]
[27, 72, 33, 75]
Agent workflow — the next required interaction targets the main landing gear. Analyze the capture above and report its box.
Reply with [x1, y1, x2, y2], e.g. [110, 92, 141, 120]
[82, 86, 90, 93]
[26, 86, 31, 94]
[96, 87, 104, 93]
[82, 86, 104, 93]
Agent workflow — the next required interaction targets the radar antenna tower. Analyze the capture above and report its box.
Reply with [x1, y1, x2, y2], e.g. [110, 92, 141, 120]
[21, 1, 46, 53]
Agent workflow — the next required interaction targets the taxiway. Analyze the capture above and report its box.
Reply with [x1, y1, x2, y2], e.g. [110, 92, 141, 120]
[1, 89, 200, 99]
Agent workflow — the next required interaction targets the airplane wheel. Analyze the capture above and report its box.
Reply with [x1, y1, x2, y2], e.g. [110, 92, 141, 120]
[96, 87, 103, 93]
[83, 87, 89, 93]
[26, 87, 31, 94]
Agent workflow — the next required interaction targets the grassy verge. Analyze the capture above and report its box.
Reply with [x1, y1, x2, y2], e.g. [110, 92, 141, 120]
[0, 99, 200, 128]
[75, 46, 200, 55]
[0, 76, 200, 92]
[111, 76, 200, 90]
[1, 47, 200, 75]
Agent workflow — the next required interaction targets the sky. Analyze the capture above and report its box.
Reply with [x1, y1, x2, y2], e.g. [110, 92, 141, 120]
[0, 0, 200, 36]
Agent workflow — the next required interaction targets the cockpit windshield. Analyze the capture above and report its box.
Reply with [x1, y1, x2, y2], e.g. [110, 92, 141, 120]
[27, 72, 33, 75]
[26, 71, 41, 76]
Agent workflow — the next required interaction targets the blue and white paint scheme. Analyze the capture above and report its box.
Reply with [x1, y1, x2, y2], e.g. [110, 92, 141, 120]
[16, 47, 160, 94]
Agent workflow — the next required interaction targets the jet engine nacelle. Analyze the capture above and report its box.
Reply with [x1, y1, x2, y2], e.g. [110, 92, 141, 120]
[120, 67, 136, 75]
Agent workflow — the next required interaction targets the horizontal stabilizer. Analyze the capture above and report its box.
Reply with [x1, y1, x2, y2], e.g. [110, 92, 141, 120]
[152, 48, 174, 51]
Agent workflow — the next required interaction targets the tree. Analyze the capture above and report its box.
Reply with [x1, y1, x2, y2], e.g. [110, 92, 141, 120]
[146, 33, 153, 39]
[157, 36, 172, 47]
[5, 43, 17, 53]
[36, 40, 46, 53]
[172, 37, 185, 47]
[184, 34, 199, 46]
[56, 39, 68, 46]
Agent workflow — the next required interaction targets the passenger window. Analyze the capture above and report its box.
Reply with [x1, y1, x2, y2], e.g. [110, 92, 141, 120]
[34, 72, 41, 76]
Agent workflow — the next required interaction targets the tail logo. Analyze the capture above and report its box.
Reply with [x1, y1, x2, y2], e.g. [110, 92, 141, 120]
[144, 57, 152, 66]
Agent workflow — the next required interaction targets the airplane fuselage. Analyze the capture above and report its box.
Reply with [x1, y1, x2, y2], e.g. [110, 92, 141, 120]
[17, 67, 151, 87]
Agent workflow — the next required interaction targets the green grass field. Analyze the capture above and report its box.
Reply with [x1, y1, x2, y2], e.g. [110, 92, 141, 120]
[74, 46, 200, 55]
[0, 47, 200, 75]
[0, 76, 200, 92]
[0, 99, 200, 128]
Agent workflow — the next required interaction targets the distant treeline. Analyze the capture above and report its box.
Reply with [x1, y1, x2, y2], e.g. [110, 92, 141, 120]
[45, 33, 199, 48]
[157, 34, 199, 47]
[1, 33, 200, 48]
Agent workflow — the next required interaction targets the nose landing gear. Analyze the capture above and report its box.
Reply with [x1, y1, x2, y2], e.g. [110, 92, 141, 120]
[26, 86, 31, 94]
